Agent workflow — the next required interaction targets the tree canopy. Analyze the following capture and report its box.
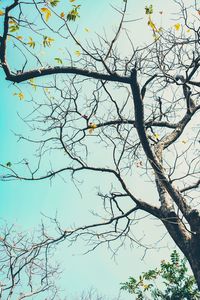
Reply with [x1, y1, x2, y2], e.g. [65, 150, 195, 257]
[0, 0, 200, 297]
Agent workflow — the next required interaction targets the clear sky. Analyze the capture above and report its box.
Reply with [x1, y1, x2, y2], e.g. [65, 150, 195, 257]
[0, 0, 187, 299]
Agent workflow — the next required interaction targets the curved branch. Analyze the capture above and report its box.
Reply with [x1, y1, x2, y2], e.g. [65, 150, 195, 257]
[129, 68, 194, 223]
[5, 66, 131, 84]
[0, 0, 19, 78]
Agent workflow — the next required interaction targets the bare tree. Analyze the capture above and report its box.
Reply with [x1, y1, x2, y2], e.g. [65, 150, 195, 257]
[0, 0, 200, 290]
[71, 288, 121, 300]
[0, 222, 122, 299]
[0, 222, 61, 299]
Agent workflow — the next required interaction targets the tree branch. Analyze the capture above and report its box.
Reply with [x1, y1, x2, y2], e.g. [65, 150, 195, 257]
[129, 68, 193, 222]
[5, 66, 131, 84]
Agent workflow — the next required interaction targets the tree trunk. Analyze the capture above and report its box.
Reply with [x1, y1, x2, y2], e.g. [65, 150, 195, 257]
[187, 216, 200, 291]
[163, 212, 200, 290]
[188, 239, 200, 291]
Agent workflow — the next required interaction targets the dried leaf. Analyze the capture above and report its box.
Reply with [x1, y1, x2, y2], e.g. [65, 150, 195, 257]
[18, 92, 25, 100]
[41, 7, 51, 22]
[13, 92, 25, 100]
[88, 123, 97, 134]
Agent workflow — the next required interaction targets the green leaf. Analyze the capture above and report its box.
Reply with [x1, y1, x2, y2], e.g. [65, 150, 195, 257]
[43, 36, 54, 47]
[27, 37, 35, 48]
[54, 57, 63, 64]
[9, 24, 19, 32]
[145, 5, 153, 15]
[171, 250, 179, 264]
[50, 0, 60, 7]
[67, 5, 81, 21]
[121, 251, 200, 299]
[6, 162, 12, 167]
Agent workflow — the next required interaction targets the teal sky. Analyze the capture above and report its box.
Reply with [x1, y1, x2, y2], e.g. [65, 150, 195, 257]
[0, 0, 184, 298]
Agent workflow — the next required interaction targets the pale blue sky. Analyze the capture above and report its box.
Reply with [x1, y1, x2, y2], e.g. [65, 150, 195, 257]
[0, 0, 185, 298]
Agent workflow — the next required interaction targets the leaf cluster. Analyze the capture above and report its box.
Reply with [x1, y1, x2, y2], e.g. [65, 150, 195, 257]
[145, 4, 153, 15]
[49, 0, 60, 7]
[43, 36, 54, 47]
[67, 5, 81, 21]
[121, 251, 200, 299]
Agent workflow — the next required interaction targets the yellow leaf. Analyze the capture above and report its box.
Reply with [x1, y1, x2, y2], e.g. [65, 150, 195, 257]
[41, 7, 51, 22]
[69, 0, 76, 2]
[27, 37, 35, 48]
[16, 36, 23, 40]
[143, 284, 150, 291]
[13, 92, 24, 100]
[174, 23, 181, 31]
[47, 37, 54, 43]
[9, 20, 17, 24]
[186, 29, 190, 33]
[18, 92, 24, 100]
[84, 27, 89, 32]
[148, 19, 156, 31]
[90, 123, 97, 129]
[75, 50, 81, 56]
[60, 12, 65, 18]
[88, 123, 97, 134]
[154, 133, 160, 139]
[0, 10, 4, 16]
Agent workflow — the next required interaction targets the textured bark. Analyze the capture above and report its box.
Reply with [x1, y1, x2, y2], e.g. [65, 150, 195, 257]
[161, 211, 200, 289]
[188, 235, 200, 290]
